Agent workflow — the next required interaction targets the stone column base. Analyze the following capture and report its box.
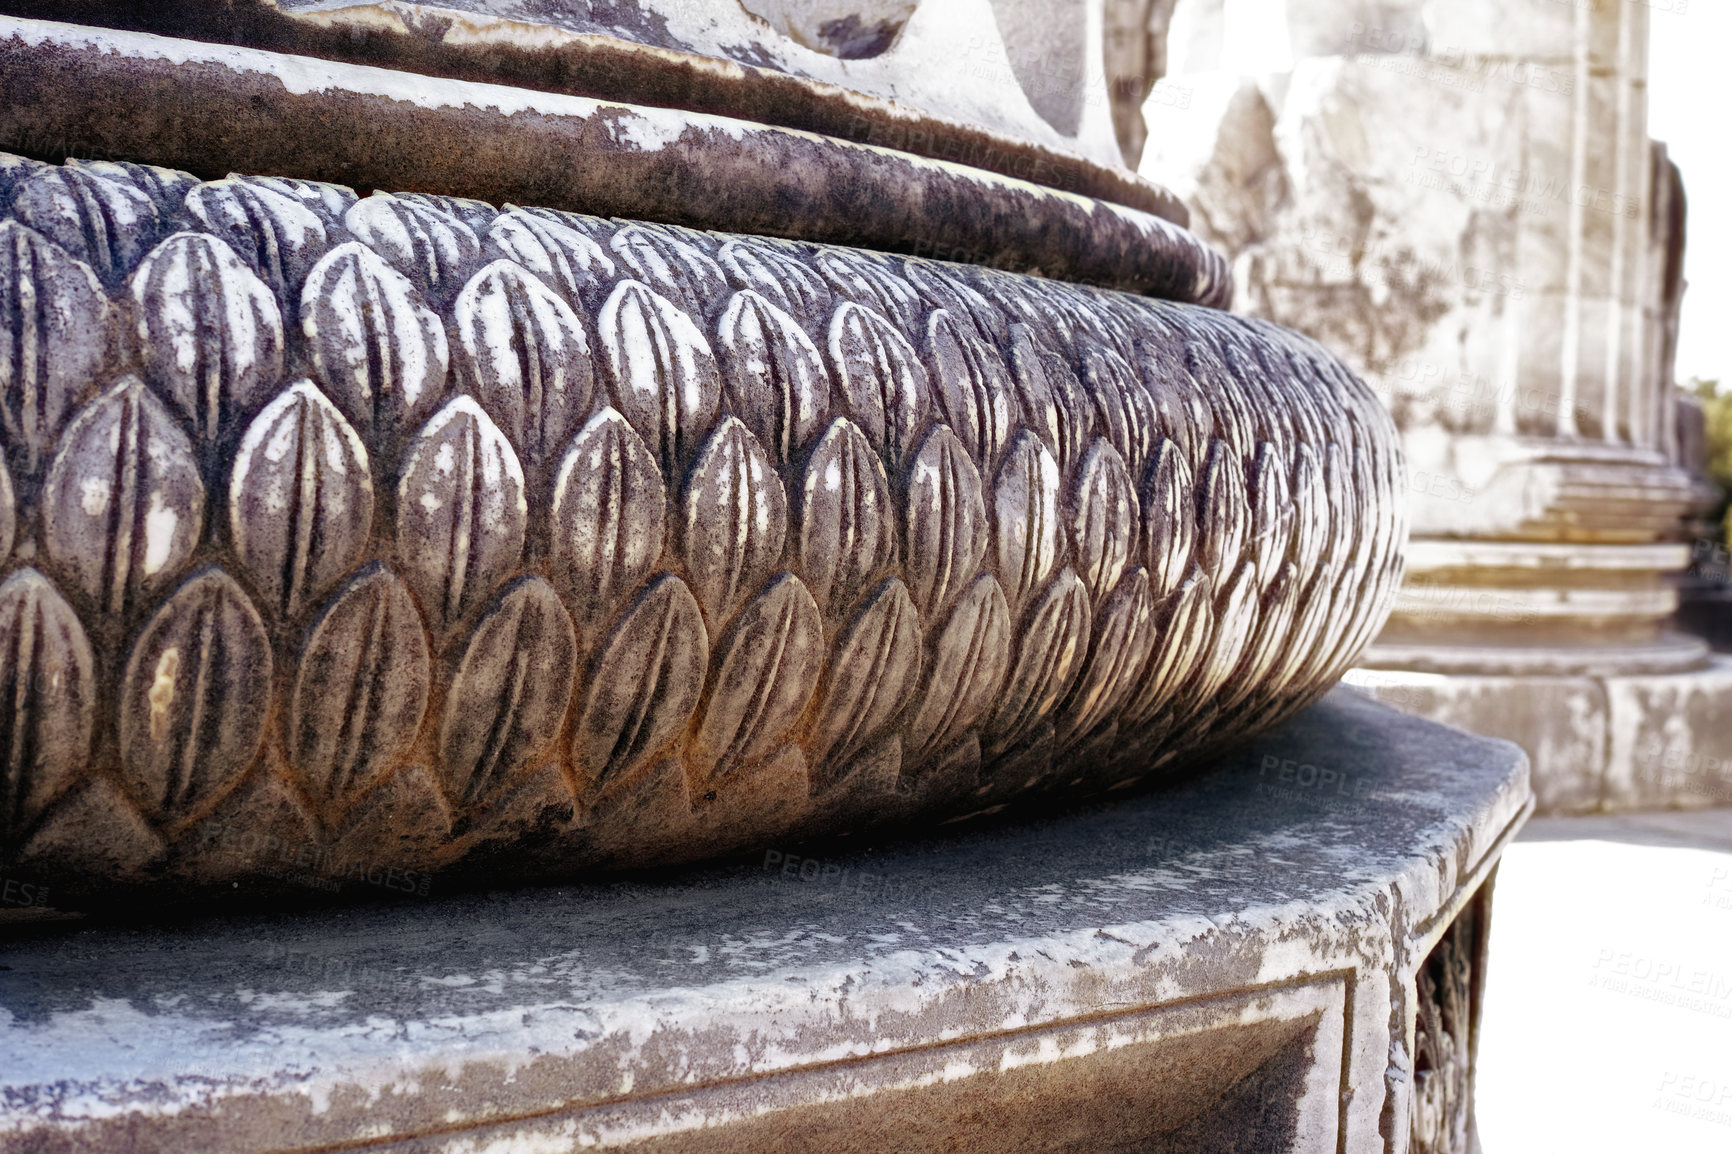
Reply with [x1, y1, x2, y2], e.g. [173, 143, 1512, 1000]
[1346, 658, 1732, 814]
[0, 691, 1528, 1153]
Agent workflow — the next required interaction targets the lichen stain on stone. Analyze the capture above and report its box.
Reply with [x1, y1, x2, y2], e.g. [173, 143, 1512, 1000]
[147, 647, 180, 741]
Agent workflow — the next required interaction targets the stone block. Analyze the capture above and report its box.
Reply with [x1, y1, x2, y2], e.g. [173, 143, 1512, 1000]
[0, 690, 1530, 1152]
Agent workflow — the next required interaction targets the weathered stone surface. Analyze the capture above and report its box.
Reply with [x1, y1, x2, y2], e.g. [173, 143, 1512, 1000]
[0, 152, 1404, 901]
[0, 690, 1531, 1152]
[0, 16, 1226, 305]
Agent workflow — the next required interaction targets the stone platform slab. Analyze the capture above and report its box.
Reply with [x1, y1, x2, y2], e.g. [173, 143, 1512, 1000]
[0, 690, 1530, 1153]
[1346, 657, 1732, 814]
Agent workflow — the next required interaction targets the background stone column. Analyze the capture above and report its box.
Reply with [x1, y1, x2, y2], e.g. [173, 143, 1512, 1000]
[1139, 0, 1731, 810]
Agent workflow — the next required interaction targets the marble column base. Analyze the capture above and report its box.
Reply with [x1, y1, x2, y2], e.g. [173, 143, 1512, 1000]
[1347, 657, 1732, 814]
[0, 690, 1529, 1153]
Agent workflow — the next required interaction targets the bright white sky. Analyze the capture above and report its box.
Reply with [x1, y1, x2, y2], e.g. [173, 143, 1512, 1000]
[1648, 2, 1729, 388]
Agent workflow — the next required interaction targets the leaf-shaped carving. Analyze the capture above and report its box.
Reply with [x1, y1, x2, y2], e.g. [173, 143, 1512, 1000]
[290, 565, 429, 808]
[573, 573, 709, 792]
[1005, 324, 1061, 465]
[798, 418, 895, 618]
[987, 568, 1090, 750]
[487, 209, 615, 306]
[0, 445, 14, 563]
[0, 221, 111, 477]
[718, 239, 830, 328]
[610, 224, 727, 317]
[395, 191, 497, 231]
[1290, 442, 1328, 586]
[717, 290, 830, 465]
[396, 396, 527, 627]
[343, 193, 480, 297]
[0, 570, 95, 841]
[903, 261, 1007, 344]
[132, 232, 285, 445]
[1067, 439, 1139, 606]
[993, 431, 1061, 614]
[119, 568, 273, 821]
[1082, 349, 1154, 480]
[0, 153, 47, 207]
[905, 426, 987, 621]
[229, 380, 374, 618]
[11, 166, 156, 283]
[1143, 439, 1196, 600]
[682, 417, 788, 624]
[1122, 568, 1215, 730]
[815, 250, 921, 330]
[1059, 567, 1157, 743]
[693, 573, 823, 778]
[1196, 439, 1249, 586]
[452, 260, 594, 470]
[42, 377, 204, 616]
[185, 178, 328, 305]
[926, 310, 1012, 468]
[69, 159, 197, 215]
[302, 242, 449, 447]
[826, 302, 928, 469]
[908, 573, 1010, 759]
[598, 279, 721, 473]
[1176, 560, 1259, 723]
[1248, 442, 1294, 590]
[814, 576, 922, 765]
[550, 407, 666, 628]
[235, 175, 358, 225]
[1220, 560, 1299, 716]
[439, 576, 577, 808]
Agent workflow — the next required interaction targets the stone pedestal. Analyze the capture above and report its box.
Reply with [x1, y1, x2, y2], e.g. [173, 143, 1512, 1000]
[0, 690, 1529, 1152]
[1140, 0, 1728, 810]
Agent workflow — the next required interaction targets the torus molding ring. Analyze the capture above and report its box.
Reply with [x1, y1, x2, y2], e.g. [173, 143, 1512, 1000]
[0, 152, 1405, 900]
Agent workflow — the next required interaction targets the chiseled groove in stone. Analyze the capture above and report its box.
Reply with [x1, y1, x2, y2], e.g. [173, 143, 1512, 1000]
[0, 152, 1403, 898]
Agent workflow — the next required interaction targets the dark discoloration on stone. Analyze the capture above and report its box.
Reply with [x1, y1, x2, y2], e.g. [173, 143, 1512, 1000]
[0, 691, 1530, 1152]
[0, 19, 1224, 305]
[0, 0, 1187, 223]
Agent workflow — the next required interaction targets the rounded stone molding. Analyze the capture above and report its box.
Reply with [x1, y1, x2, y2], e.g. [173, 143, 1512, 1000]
[0, 153, 1405, 900]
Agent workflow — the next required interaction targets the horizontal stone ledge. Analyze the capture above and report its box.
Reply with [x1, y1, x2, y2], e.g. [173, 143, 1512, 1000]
[0, 690, 1531, 1152]
[0, 15, 1229, 304]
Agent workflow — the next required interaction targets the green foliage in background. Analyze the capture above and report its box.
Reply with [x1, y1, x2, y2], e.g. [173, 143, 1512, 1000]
[1687, 378, 1732, 544]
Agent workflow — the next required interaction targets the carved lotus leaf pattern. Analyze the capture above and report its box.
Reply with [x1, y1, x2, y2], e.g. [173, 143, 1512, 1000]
[185, 178, 328, 307]
[290, 564, 429, 810]
[716, 289, 830, 466]
[549, 407, 666, 630]
[693, 573, 824, 781]
[11, 166, 158, 284]
[0, 569, 95, 841]
[229, 380, 374, 619]
[798, 418, 895, 619]
[813, 576, 922, 771]
[598, 279, 721, 473]
[42, 377, 204, 616]
[302, 242, 450, 447]
[119, 568, 273, 822]
[908, 572, 1011, 762]
[396, 396, 527, 629]
[344, 193, 480, 298]
[681, 417, 787, 626]
[487, 209, 615, 307]
[132, 232, 285, 447]
[439, 576, 577, 808]
[0, 152, 1408, 894]
[574, 574, 709, 793]
[0, 222, 111, 476]
[452, 259, 594, 471]
[905, 426, 987, 621]
[827, 302, 928, 471]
